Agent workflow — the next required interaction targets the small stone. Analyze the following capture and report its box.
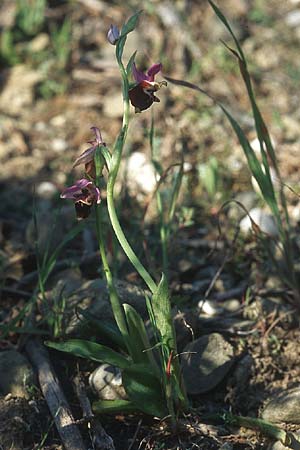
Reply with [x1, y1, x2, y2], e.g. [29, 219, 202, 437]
[0, 351, 35, 398]
[239, 207, 278, 237]
[35, 121, 47, 132]
[89, 364, 127, 400]
[126, 152, 157, 195]
[262, 388, 300, 424]
[28, 33, 49, 52]
[36, 181, 57, 199]
[181, 333, 235, 394]
[51, 138, 68, 152]
[285, 10, 300, 27]
[222, 299, 241, 313]
[50, 114, 67, 127]
[198, 299, 223, 316]
[282, 116, 300, 141]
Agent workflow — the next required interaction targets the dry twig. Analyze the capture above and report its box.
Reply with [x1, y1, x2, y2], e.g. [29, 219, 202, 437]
[73, 373, 115, 450]
[25, 338, 87, 450]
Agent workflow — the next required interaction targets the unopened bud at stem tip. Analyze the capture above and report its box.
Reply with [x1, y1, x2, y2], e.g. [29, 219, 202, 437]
[107, 24, 120, 45]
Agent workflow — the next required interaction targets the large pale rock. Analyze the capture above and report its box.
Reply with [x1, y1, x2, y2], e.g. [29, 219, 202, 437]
[126, 152, 157, 196]
[181, 333, 235, 394]
[59, 279, 148, 336]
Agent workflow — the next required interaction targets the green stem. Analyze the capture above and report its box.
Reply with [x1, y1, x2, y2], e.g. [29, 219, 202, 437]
[106, 194, 157, 294]
[165, 380, 176, 427]
[95, 204, 130, 346]
[222, 413, 292, 446]
[106, 51, 157, 294]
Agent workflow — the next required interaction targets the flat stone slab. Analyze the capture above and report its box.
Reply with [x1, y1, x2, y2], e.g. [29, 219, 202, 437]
[181, 333, 235, 394]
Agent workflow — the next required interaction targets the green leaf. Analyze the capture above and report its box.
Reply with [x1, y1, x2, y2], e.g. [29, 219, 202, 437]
[151, 274, 176, 350]
[126, 50, 137, 77]
[208, 0, 244, 60]
[123, 304, 158, 368]
[168, 162, 184, 223]
[151, 274, 188, 408]
[100, 146, 112, 171]
[219, 104, 278, 216]
[45, 339, 131, 369]
[122, 363, 167, 417]
[120, 11, 142, 37]
[116, 11, 142, 63]
[93, 399, 136, 414]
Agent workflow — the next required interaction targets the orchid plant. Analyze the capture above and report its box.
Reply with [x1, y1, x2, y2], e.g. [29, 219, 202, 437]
[46, 12, 187, 422]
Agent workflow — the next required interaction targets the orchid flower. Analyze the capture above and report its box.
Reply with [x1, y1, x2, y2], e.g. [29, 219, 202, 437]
[60, 178, 101, 220]
[73, 127, 105, 178]
[129, 62, 167, 113]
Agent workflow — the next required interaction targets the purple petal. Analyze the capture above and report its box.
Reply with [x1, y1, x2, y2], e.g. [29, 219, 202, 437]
[132, 62, 147, 83]
[73, 146, 95, 168]
[147, 63, 162, 81]
[90, 126, 103, 145]
[60, 179, 91, 199]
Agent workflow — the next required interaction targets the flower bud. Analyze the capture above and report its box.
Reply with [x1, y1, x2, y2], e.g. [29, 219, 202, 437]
[107, 24, 120, 45]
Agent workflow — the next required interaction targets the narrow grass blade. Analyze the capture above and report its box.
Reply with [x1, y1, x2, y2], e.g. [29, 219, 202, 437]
[168, 160, 184, 224]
